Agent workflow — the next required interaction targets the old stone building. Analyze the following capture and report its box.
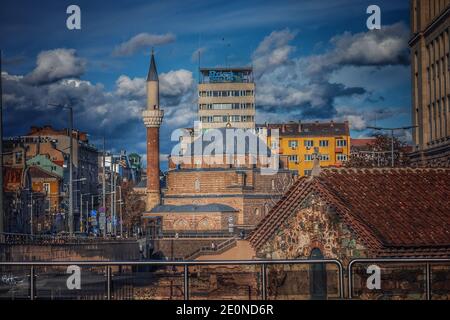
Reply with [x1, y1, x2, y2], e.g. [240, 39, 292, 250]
[409, 0, 450, 166]
[141, 53, 295, 235]
[249, 167, 450, 262]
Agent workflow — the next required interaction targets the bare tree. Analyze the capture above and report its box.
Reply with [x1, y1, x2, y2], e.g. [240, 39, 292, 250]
[120, 181, 146, 236]
[346, 133, 411, 168]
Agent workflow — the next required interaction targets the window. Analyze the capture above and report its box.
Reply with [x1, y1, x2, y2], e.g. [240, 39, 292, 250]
[320, 154, 330, 161]
[288, 155, 298, 162]
[336, 154, 347, 161]
[194, 178, 200, 191]
[43, 183, 50, 194]
[15, 151, 23, 164]
[304, 154, 313, 161]
[336, 139, 347, 147]
[304, 140, 314, 147]
[288, 140, 298, 148]
[304, 170, 312, 176]
[231, 115, 241, 122]
[319, 140, 329, 147]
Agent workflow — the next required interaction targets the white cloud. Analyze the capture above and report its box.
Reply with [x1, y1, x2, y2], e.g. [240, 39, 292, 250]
[115, 75, 146, 97]
[252, 28, 297, 78]
[160, 69, 194, 98]
[24, 49, 86, 85]
[112, 32, 176, 57]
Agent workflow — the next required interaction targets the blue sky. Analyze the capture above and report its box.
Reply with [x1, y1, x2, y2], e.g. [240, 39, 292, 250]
[0, 0, 411, 168]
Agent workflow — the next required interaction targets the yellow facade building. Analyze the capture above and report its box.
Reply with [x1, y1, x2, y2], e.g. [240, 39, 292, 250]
[261, 121, 351, 176]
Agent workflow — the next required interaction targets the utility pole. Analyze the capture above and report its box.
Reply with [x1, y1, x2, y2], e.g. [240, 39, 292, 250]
[102, 137, 106, 237]
[85, 199, 89, 234]
[48, 103, 74, 235]
[30, 193, 33, 236]
[68, 106, 74, 235]
[367, 126, 417, 167]
[80, 193, 90, 233]
[0, 50, 4, 234]
[110, 162, 116, 235]
[118, 185, 123, 237]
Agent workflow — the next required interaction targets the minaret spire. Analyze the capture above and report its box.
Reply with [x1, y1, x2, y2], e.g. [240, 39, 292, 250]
[147, 48, 158, 82]
[142, 51, 164, 211]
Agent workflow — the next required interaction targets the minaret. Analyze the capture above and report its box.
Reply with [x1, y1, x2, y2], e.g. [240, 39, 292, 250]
[142, 49, 164, 211]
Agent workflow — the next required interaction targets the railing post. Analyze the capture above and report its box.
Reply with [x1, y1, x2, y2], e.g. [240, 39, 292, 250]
[337, 262, 344, 300]
[425, 262, 431, 300]
[30, 266, 35, 300]
[184, 264, 189, 300]
[106, 266, 112, 300]
[261, 263, 267, 300]
[348, 261, 353, 299]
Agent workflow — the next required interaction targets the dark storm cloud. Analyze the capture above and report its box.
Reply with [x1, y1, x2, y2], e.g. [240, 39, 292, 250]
[23, 49, 86, 85]
[112, 33, 176, 57]
[2, 48, 196, 162]
[252, 23, 410, 127]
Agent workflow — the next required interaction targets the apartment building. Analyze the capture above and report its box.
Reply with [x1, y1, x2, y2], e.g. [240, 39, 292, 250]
[198, 67, 255, 129]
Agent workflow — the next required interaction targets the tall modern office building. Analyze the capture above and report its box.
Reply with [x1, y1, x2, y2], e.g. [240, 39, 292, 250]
[409, 0, 449, 166]
[198, 67, 255, 129]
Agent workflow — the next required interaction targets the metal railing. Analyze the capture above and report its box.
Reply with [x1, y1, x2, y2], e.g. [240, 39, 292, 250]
[184, 238, 237, 260]
[157, 231, 236, 239]
[0, 232, 137, 245]
[2, 258, 450, 300]
[348, 258, 450, 300]
[0, 259, 344, 300]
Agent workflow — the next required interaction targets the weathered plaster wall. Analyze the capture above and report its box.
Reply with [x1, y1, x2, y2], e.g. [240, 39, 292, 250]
[257, 193, 370, 263]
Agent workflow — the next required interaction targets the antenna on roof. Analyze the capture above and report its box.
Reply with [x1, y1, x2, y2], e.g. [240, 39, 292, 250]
[197, 34, 201, 83]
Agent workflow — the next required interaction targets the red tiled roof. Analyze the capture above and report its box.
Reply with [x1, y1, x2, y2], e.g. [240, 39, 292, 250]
[350, 138, 376, 147]
[28, 166, 61, 179]
[249, 168, 450, 256]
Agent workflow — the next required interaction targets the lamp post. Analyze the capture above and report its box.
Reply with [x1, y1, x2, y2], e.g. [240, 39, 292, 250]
[23, 189, 42, 236]
[80, 193, 90, 233]
[48, 103, 74, 235]
[0, 50, 4, 233]
[117, 185, 123, 237]
[367, 126, 417, 167]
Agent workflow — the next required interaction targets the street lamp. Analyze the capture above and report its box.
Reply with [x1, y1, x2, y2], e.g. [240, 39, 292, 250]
[117, 185, 123, 237]
[80, 193, 90, 233]
[48, 103, 74, 235]
[22, 188, 42, 236]
[367, 126, 417, 167]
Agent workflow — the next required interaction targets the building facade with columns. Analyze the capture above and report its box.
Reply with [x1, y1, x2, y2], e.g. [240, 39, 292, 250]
[409, 0, 450, 166]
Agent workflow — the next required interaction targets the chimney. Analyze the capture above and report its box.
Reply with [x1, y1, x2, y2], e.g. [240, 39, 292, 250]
[311, 147, 321, 177]
[298, 120, 302, 133]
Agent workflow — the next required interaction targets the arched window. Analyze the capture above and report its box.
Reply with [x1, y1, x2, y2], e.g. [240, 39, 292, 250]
[254, 208, 260, 217]
[264, 204, 270, 216]
[194, 178, 200, 192]
[309, 248, 327, 300]
[173, 219, 189, 230]
[197, 218, 211, 230]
